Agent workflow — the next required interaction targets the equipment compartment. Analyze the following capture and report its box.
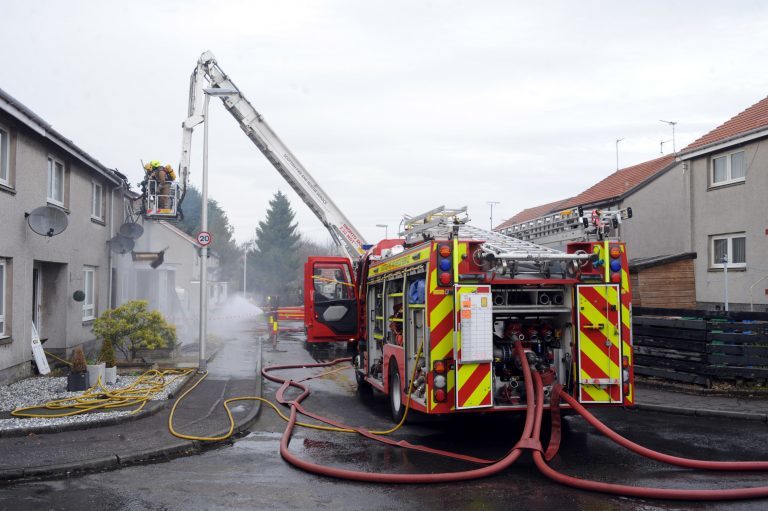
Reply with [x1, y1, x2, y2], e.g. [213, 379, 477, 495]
[490, 284, 574, 408]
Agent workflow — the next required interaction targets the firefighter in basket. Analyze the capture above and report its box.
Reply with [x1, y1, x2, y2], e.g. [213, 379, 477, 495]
[143, 160, 177, 210]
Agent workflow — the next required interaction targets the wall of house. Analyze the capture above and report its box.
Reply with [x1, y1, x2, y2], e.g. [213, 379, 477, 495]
[619, 163, 691, 260]
[689, 139, 768, 310]
[630, 259, 696, 309]
[113, 220, 220, 345]
[0, 112, 118, 384]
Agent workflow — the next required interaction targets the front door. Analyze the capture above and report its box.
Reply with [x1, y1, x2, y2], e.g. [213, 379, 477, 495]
[304, 257, 358, 343]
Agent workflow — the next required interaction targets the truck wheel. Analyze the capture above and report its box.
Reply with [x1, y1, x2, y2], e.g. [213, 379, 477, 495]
[389, 362, 405, 423]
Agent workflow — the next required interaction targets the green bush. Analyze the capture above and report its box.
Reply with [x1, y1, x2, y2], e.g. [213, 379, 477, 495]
[92, 300, 177, 361]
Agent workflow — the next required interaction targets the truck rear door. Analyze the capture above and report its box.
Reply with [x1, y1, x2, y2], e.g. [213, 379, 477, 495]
[304, 257, 358, 343]
[576, 284, 623, 403]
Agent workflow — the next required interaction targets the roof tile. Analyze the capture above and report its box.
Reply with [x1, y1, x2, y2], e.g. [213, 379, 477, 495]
[494, 197, 572, 230]
[682, 95, 768, 154]
[562, 154, 675, 208]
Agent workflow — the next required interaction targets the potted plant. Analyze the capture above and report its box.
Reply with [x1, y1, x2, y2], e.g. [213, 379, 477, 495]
[86, 354, 105, 387]
[100, 338, 118, 384]
[67, 346, 89, 391]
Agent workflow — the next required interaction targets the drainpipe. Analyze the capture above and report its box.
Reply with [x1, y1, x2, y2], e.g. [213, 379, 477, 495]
[107, 184, 115, 309]
[722, 255, 729, 312]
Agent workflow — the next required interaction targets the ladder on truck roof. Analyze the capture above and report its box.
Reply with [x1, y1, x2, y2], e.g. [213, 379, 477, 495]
[401, 206, 590, 277]
[177, 51, 367, 262]
[498, 206, 633, 247]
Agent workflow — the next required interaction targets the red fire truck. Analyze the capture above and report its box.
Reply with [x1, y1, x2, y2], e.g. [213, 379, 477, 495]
[305, 207, 634, 421]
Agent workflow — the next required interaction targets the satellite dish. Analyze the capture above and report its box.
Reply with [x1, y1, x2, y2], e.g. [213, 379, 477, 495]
[108, 234, 135, 254]
[119, 222, 144, 239]
[26, 206, 68, 237]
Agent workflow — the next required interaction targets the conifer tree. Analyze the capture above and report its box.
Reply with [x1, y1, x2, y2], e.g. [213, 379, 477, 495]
[248, 191, 301, 303]
[176, 185, 240, 284]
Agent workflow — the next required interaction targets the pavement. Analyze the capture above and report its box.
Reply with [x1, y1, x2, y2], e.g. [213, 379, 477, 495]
[633, 383, 768, 422]
[0, 321, 264, 484]
[0, 326, 766, 484]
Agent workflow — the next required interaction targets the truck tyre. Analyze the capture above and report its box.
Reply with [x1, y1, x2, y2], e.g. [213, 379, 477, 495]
[389, 362, 405, 423]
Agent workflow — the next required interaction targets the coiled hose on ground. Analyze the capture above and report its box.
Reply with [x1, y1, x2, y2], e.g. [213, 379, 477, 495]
[170, 340, 768, 500]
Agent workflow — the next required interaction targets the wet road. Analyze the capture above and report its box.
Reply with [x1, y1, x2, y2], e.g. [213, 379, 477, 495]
[3, 332, 768, 511]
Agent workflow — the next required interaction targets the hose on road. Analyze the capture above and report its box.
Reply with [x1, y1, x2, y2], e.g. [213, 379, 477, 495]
[170, 339, 768, 500]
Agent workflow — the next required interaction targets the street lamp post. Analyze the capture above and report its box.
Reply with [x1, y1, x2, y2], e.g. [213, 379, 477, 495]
[243, 244, 248, 297]
[487, 201, 500, 230]
[376, 223, 388, 240]
[198, 87, 237, 373]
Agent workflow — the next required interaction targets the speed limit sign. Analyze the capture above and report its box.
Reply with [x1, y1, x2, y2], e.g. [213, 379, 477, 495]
[197, 231, 213, 246]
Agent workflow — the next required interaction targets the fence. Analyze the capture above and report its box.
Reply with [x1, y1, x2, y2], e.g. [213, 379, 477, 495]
[633, 307, 768, 386]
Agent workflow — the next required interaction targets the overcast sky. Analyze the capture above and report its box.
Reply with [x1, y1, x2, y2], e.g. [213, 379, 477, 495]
[2, 1, 767, 246]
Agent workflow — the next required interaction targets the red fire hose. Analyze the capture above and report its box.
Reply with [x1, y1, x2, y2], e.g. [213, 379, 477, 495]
[262, 342, 535, 483]
[531, 372, 768, 501]
[261, 346, 768, 499]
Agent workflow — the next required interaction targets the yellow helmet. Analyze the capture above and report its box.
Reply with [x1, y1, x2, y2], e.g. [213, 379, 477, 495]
[150, 160, 161, 168]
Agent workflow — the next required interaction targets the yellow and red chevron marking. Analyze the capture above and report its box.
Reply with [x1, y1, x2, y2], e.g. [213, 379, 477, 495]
[617, 244, 634, 404]
[577, 285, 622, 403]
[456, 362, 492, 408]
[427, 247, 455, 411]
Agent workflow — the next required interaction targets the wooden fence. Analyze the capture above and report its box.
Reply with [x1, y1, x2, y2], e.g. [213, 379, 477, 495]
[632, 308, 768, 385]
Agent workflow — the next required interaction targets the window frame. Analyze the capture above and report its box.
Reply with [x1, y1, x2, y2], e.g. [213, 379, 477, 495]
[0, 127, 9, 186]
[710, 149, 746, 187]
[710, 233, 746, 269]
[82, 266, 96, 321]
[47, 156, 65, 206]
[0, 259, 6, 337]
[91, 180, 103, 220]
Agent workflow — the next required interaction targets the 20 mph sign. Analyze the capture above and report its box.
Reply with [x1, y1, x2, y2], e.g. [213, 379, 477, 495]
[197, 231, 213, 246]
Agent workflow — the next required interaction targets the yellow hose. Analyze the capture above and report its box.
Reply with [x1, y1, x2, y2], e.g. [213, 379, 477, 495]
[167, 341, 425, 441]
[11, 368, 195, 418]
[43, 350, 73, 367]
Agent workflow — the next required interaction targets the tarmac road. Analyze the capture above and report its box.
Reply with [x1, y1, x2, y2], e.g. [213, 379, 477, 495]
[2, 335, 768, 511]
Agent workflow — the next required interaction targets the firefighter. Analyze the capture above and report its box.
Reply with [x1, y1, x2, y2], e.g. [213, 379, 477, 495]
[143, 160, 177, 210]
[271, 313, 279, 349]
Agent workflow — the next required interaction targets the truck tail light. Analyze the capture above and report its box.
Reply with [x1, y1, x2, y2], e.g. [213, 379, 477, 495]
[436, 243, 453, 287]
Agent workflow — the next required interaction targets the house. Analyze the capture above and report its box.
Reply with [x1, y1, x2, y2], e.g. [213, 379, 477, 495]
[495, 94, 768, 311]
[676, 96, 768, 311]
[0, 87, 125, 384]
[112, 218, 228, 344]
[495, 154, 681, 258]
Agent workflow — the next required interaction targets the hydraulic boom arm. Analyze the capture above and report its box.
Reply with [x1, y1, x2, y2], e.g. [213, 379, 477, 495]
[179, 51, 367, 261]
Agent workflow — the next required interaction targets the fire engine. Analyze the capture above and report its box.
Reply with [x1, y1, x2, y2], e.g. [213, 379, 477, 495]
[307, 206, 634, 420]
[152, 51, 634, 421]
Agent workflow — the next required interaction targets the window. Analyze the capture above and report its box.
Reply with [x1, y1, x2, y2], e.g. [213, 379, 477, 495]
[83, 266, 96, 320]
[47, 156, 64, 206]
[711, 150, 745, 186]
[710, 234, 746, 269]
[0, 259, 6, 336]
[91, 181, 103, 220]
[0, 127, 9, 186]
